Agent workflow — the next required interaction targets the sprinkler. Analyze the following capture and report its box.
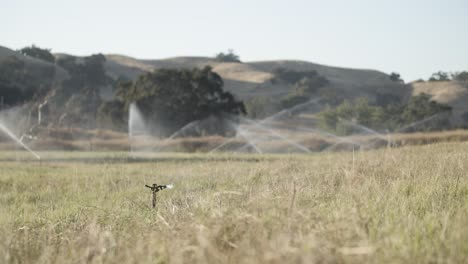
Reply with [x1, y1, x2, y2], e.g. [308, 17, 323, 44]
[145, 183, 173, 208]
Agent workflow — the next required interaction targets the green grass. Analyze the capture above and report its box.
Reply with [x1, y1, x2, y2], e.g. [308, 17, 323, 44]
[0, 144, 467, 263]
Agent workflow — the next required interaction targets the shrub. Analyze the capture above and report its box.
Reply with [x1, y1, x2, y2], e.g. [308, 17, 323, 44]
[215, 49, 241, 63]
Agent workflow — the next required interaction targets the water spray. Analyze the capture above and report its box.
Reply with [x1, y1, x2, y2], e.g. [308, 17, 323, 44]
[240, 117, 311, 153]
[396, 114, 440, 133]
[0, 122, 41, 160]
[236, 127, 263, 153]
[152, 120, 201, 152]
[339, 119, 388, 141]
[260, 98, 322, 125]
[128, 103, 148, 154]
[126, 94, 447, 154]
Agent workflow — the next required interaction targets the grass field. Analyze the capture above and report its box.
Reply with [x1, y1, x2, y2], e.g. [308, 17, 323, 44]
[0, 143, 467, 263]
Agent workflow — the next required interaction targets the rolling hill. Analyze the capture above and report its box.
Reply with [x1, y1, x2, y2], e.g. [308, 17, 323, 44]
[103, 54, 408, 101]
[94, 53, 468, 128]
[1, 44, 467, 130]
[0, 45, 408, 103]
[0, 46, 68, 85]
[411, 80, 468, 125]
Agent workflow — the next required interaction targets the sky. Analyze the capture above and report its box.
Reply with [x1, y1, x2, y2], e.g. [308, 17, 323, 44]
[2, 0, 467, 81]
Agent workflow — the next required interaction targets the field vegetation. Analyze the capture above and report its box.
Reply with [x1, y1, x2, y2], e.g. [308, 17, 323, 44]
[0, 142, 467, 263]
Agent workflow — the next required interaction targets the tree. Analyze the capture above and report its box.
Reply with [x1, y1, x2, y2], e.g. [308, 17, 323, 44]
[84, 54, 107, 85]
[0, 55, 54, 106]
[215, 49, 241, 63]
[462, 111, 468, 126]
[429, 71, 450, 82]
[0, 56, 25, 81]
[270, 68, 329, 111]
[57, 54, 110, 92]
[116, 66, 246, 137]
[317, 94, 452, 135]
[453, 71, 468, 82]
[401, 93, 452, 130]
[375, 93, 401, 107]
[245, 96, 280, 119]
[272, 68, 328, 92]
[37, 54, 111, 128]
[19, 45, 55, 63]
[389, 72, 404, 83]
[279, 93, 309, 109]
[97, 100, 126, 130]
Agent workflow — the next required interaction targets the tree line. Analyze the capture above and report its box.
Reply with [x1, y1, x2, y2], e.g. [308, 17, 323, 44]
[317, 94, 452, 135]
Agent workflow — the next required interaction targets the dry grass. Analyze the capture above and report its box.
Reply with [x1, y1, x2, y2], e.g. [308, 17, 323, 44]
[0, 142, 467, 263]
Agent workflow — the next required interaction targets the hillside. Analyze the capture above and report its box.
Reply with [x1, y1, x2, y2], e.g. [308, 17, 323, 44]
[104, 55, 408, 101]
[94, 54, 468, 129]
[1, 44, 466, 136]
[0, 45, 408, 104]
[411, 81, 468, 126]
[0, 46, 68, 85]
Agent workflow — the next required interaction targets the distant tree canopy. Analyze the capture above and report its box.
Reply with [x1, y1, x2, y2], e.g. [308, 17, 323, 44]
[462, 111, 468, 125]
[273, 68, 329, 109]
[401, 93, 452, 125]
[19, 45, 55, 63]
[429, 71, 451, 82]
[42, 54, 112, 128]
[215, 49, 241, 63]
[97, 100, 126, 130]
[389, 72, 404, 83]
[244, 69, 330, 118]
[0, 55, 55, 106]
[115, 66, 246, 137]
[57, 54, 109, 91]
[453, 71, 468, 82]
[318, 94, 452, 135]
[245, 96, 279, 119]
[0, 56, 26, 81]
[57, 54, 109, 86]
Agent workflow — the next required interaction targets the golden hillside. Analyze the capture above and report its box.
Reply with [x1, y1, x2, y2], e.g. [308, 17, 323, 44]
[104, 55, 408, 101]
[411, 81, 468, 125]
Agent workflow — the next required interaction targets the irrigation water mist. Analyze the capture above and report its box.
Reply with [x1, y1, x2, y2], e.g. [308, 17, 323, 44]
[128, 103, 149, 153]
[295, 125, 363, 152]
[0, 122, 41, 160]
[239, 117, 312, 153]
[127, 96, 447, 154]
[296, 126, 358, 144]
[235, 127, 263, 153]
[208, 99, 326, 153]
[128, 103, 147, 137]
[339, 119, 388, 140]
[396, 114, 440, 133]
[322, 137, 362, 152]
[152, 120, 202, 152]
[127, 96, 352, 154]
[164, 120, 203, 141]
[260, 98, 322, 124]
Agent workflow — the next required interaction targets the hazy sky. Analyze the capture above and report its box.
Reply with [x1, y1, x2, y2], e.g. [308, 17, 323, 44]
[2, 0, 467, 81]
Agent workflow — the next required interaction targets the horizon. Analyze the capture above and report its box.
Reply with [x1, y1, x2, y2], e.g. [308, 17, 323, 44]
[2, 0, 468, 82]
